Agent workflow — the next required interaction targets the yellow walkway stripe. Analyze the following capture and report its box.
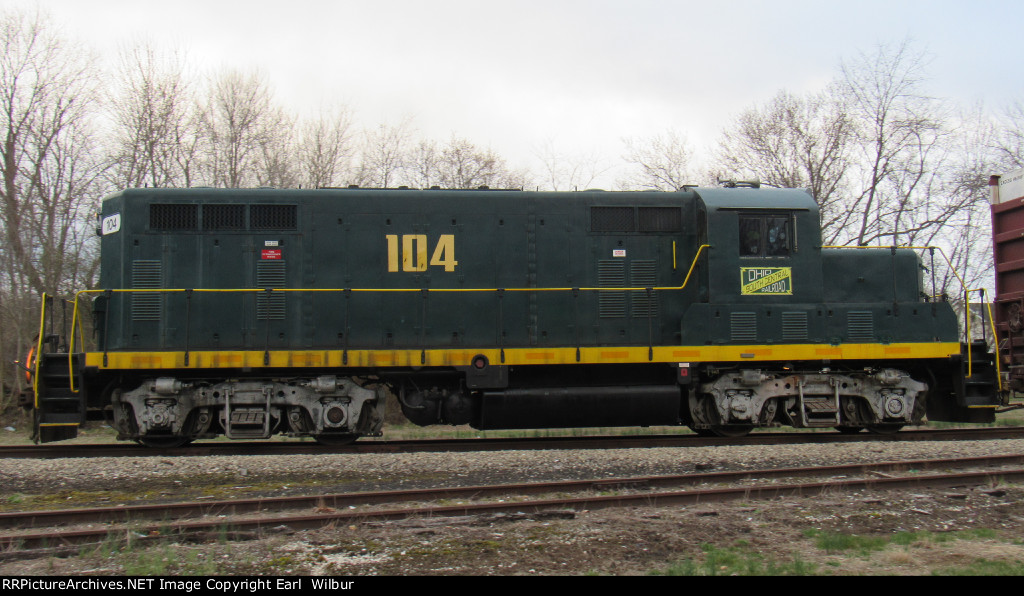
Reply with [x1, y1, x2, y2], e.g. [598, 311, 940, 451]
[83, 342, 962, 370]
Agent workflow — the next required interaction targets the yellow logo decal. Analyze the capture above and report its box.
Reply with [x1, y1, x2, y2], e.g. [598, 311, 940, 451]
[741, 267, 792, 295]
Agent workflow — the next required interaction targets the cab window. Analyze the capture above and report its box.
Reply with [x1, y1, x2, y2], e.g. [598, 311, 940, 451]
[739, 214, 791, 257]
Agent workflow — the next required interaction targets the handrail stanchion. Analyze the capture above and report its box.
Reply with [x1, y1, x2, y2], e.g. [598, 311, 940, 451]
[33, 293, 48, 409]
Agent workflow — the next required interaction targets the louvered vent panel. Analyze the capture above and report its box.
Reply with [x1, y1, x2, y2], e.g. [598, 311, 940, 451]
[782, 312, 808, 340]
[630, 260, 659, 318]
[847, 313, 872, 342]
[150, 204, 197, 230]
[203, 204, 245, 230]
[591, 207, 635, 232]
[131, 260, 163, 321]
[848, 311, 874, 341]
[730, 312, 757, 342]
[597, 260, 626, 318]
[256, 261, 286, 320]
[251, 204, 297, 230]
[638, 207, 682, 233]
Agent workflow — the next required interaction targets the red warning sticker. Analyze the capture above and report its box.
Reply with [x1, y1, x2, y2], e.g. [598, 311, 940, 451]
[261, 249, 282, 260]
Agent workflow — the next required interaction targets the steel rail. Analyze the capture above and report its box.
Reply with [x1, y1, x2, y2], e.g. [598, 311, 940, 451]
[1, 453, 1022, 532]
[3, 426, 1024, 459]
[0, 454, 1020, 555]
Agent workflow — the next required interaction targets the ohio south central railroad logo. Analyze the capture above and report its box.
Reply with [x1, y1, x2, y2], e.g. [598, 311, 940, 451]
[741, 267, 792, 295]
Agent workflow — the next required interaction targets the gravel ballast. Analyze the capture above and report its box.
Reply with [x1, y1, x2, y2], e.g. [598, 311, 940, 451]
[3, 438, 1024, 496]
[4, 437, 1024, 576]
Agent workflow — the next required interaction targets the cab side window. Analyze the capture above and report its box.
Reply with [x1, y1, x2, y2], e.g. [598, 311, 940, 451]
[739, 216, 762, 256]
[739, 214, 791, 257]
[765, 216, 790, 256]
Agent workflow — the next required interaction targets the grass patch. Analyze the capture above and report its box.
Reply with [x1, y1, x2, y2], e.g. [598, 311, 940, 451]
[651, 543, 817, 576]
[934, 559, 1024, 576]
[122, 545, 221, 576]
[803, 529, 888, 555]
[805, 528, 1005, 555]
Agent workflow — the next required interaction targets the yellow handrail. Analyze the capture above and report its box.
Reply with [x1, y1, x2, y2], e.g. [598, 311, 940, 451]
[822, 244, 997, 387]
[33, 293, 47, 408]
[62, 243, 1000, 394]
[63, 245, 712, 390]
[986, 300, 1004, 392]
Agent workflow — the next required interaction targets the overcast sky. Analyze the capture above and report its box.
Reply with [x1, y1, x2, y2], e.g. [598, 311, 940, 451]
[6, 0, 1023, 187]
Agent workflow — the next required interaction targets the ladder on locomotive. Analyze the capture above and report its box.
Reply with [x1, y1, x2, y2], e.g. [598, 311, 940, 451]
[30, 295, 87, 443]
[957, 340, 1000, 413]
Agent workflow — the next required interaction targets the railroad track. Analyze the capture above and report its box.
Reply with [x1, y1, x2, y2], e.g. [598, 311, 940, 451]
[1, 452, 1020, 560]
[2, 426, 1024, 459]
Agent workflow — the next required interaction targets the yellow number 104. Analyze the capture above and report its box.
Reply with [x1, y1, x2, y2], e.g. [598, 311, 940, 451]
[386, 234, 458, 272]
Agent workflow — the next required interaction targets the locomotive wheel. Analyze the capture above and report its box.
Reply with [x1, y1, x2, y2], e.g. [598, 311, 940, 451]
[834, 425, 864, 434]
[865, 424, 904, 435]
[137, 435, 192, 448]
[313, 433, 358, 446]
[687, 394, 752, 437]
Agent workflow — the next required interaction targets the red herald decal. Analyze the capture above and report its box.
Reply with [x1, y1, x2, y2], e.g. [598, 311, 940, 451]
[261, 249, 282, 260]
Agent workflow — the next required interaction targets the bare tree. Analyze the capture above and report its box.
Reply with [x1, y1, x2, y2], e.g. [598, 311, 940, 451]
[354, 120, 413, 188]
[708, 40, 994, 310]
[534, 138, 611, 191]
[833, 40, 947, 246]
[405, 138, 441, 188]
[404, 135, 529, 189]
[254, 117, 298, 189]
[295, 105, 355, 188]
[200, 69, 288, 188]
[107, 42, 198, 189]
[433, 136, 528, 189]
[992, 99, 1024, 171]
[716, 89, 853, 239]
[619, 130, 694, 191]
[0, 8, 102, 404]
[714, 41, 966, 250]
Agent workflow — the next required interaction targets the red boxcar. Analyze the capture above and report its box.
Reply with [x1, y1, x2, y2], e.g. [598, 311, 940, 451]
[991, 167, 1024, 389]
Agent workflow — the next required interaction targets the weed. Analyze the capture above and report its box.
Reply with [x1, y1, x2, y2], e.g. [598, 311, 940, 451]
[809, 527, 1006, 557]
[652, 543, 817, 576]
[934, 559, 1024, 576]
[805, 529, 888, 555]
[123, 544, 221, 576]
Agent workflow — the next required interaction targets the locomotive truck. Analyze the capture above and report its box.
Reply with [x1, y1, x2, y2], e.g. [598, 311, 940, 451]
[26, 185, 1003, 446]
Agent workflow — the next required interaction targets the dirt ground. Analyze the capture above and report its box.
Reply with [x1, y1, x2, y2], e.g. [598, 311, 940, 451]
[3, 480, 1024, 576]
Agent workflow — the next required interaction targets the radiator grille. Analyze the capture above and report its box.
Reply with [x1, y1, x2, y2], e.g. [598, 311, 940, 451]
[251, 204, 297, 230]
[597, 260, 626, 318]
[630, 260, 659, 318]
[203, 204, 245, 230]
[256, 261, 286, 320]
[638, 207, 682, 232]
[847, 311, 875, 341]
[730, 312, 757, 342]
[782, 312, 808, 340]
[131, 260, 163, 321]
[591, 207, 635, 233]
[150, 204, 197, 230]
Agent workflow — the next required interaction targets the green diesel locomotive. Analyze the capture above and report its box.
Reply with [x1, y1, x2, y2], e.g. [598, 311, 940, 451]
[27, 185, 1003, 445]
